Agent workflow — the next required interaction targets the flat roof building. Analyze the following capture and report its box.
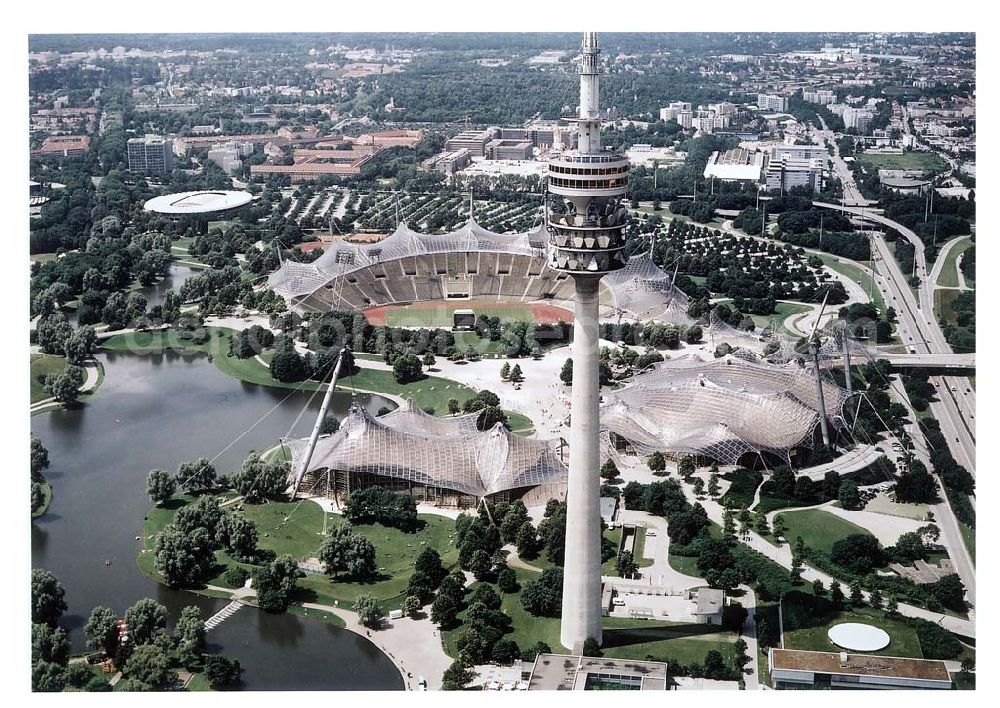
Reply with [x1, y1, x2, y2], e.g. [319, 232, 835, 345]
[30, 135, 91, 157]
[421, 148, 472, 175]
[486, 139, 533, 161]
[127, 134, 174, 174]
[758, 94, 789, 112]
[703, 148, 765, 182]
[527, 654, 671, 690]
[768, 648, 952, 690]
[445, 128, 498, 158]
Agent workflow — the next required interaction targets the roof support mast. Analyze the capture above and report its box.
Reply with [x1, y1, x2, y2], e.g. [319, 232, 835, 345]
[290, 348, 349, 499]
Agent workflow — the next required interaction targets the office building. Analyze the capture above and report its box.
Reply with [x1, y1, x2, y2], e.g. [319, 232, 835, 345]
[769, 649, 952, 690]
[127, 134, 174, 174]
[765, 154, 824, 193]
[843, 107, 874, 132]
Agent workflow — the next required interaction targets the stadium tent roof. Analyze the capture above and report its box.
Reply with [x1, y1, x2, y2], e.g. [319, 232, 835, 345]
[143, 190, 254, 214]
[601, 255, 693, 324]
[599, 355, 853, 463]
[285, 401, 567, 497]
[268, 218, 548, 299]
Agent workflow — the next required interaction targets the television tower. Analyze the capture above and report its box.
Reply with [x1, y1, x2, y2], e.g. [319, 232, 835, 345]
[547, 31, 629, 651]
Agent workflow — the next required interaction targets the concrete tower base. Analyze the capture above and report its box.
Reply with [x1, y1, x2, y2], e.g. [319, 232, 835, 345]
[559, 275, 604, 651]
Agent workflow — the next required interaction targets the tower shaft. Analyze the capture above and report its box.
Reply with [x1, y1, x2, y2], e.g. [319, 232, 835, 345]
[561, 277, 603, 650]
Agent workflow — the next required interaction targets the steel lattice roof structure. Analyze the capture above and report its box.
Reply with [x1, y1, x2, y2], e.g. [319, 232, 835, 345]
[267, 218, 688, 320]
[284, 401, 567, 498]
[599, 355, 854, 463]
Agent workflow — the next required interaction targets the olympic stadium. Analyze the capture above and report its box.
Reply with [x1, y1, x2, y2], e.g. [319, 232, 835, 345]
[268, 217, 865, 502]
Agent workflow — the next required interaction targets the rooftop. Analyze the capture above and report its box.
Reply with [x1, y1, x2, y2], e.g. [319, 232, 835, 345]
[527, 654, 670, 691]
[143, 190, 253, 215]
[770, 648, 951, 683]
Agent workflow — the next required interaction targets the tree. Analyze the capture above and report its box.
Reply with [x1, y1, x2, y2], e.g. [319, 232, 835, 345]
[255, 555, 302, 613]
[469, 549, 493, 581]
[232, 451, 287, 503]
[521, 567, 563, 617]
[885, 596, 899, 616]
[617, 550, 638, 578]
[32, 622, 69, 665]
[203, 655, 242, 690]
[176, 457, 217, 494]
[708, 471, 720, 496]
[500, 362, 511, 380]
[509, 364, 524, 384]
[320, 415, 340, 435]
[838, 481, 861, 510]
[319, 524, 377, 580]
[44, 365, 85, 403]
[414, 547, 448, 587]
[830, 534, 884, 574]
[685, 325, 703, 344]
[582, 637, 603, 657]
[355, 593, 385, 628]
[754, 512, 770, 536]
[422, 352, 436, 369]
[447, 398, 461, 415]
[31, 436, 50, 481]
[32, 660, 67, 692]
[894, 466, 939, 504]
[154, 523, 216, 587]
[823, 469, 841, 500]
[515, 520, 540, 560]
[600, 459, 619, 483]
[476, 405, 509, 431]
[124, 643, 175, 690]
[146, 468, 175, 506]
[497, 567, 518, 593]
[869, 588, 883, 609]
[647, 451, 666, 473]
[441, 660, 475, 690]
[492, 639, 521, 664]
[560, 358, 573, 385]
[402, 595, 422, 618]
[174, 606, 206, 654]
[392, 352, 423, 384]
[928, 574, 966, 612]
[830, 580, 845, 610]
[693, 478, 705, 496]
[31, 569, 67, 627]
[678, 456, 696, 478]
[221, 513, 259, 562]
[849, 580, 864, 607]
[703, 650, 727, 679]
[125, 599, 168, 646]
[431, 592, 461, 629]
[772, 515, 788, 543]
[269, 346, 308, 383]
[891, 531, 927, 562]
[343, 485, 418, 531]
[85, 606, 119, 655]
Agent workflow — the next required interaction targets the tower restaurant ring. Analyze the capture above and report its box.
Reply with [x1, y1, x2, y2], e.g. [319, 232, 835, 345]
[143, 190, 253, 215]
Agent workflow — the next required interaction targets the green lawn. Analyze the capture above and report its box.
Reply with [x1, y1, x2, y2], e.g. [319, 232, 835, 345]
[855, 151, 949, 174]
[101, 327, 532, 433]
[441, 568, 735, 669]
[602, 617, 738, 668]
[139, 495, 459, 612]
[601, 528, 623, 575]
[781, 590, 924, 658]
[937, 238, 973, 288]
[958, 522, 975, 565]
[779, 508, 873, 555]
[31, 252, 60, 264]
[30, 352, 67, 403]
[384, 303, 539, 328]
[817, 254, 886, 313]
[934, 288, 964, 326]
[750, 302, 814, 337]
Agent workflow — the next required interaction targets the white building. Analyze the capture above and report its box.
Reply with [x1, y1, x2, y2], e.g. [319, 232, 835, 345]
[703, 147, 765, 183]
[766, 150, 824, 193]
[207, 141, 255, 175]
[843, 107, 874, 132]
[802, 89, 836, 105]
[127, 134, 174, 174]
[659, 102, 692, 122]
[757, 93, 789, 112]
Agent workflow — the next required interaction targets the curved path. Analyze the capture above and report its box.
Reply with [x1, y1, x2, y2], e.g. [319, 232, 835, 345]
[30, 359, 102, 413]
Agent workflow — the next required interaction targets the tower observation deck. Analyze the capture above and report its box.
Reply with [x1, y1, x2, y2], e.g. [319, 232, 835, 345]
[550, 32, 629, 653]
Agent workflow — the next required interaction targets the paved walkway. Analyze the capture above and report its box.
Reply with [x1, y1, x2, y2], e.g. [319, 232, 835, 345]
[30, 359, 101, 413]
[203, 582, 451, 690]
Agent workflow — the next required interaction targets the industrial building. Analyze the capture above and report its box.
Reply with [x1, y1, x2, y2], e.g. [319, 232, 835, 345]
[768, 649, 952, 690]
[127, 134, 174, 174]
[420, 148, 472, 174]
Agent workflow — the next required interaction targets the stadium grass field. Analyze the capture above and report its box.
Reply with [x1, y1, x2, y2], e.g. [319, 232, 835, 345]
[365, 299, 573, 328]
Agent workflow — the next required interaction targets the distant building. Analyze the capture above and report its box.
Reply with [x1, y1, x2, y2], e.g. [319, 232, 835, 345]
[30, 135, 91, 157]
[689, 587, 725, 625]
[677, 111, 693, 129]
[774, 144, 828, 162]
[421, 148, 471, 175]
[757, 94, 789, 112]
[768, 649, 952, 690]
[802, 89, 836, 105]
[703, 147, 765, 183]
[843, 107, 874, 132]
[766, 149, 824, 193]
[207, 141, 255, 175]
[127, 134, 174, 174]
[486, 139, 533, 161]
[445, 128, 498, 157]
[659, 102, 692, 122]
